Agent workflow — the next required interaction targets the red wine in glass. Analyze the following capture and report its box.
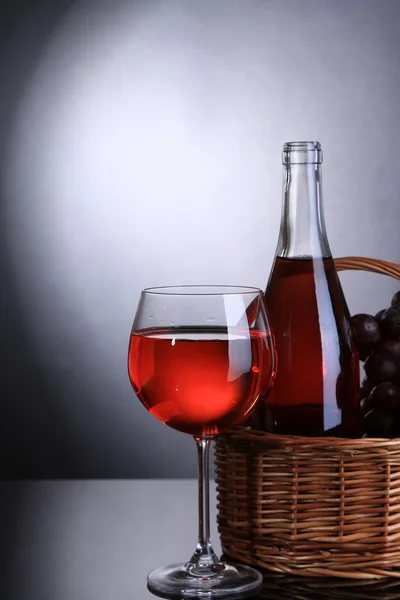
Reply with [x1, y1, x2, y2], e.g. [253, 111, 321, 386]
[129, 327, 273, 437]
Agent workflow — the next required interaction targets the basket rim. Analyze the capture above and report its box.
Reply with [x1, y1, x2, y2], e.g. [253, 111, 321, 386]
[334, 256, 400, 279]
[219, 428, 400, 448]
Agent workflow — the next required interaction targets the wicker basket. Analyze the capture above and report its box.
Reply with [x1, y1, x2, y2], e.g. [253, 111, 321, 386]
[215, 256, 400, 579]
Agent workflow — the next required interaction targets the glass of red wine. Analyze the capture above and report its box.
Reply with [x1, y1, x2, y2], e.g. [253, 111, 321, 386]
[128, 285, 276, 598]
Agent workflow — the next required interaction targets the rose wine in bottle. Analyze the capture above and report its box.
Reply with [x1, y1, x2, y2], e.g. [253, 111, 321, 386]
[254, 142, 360, 437]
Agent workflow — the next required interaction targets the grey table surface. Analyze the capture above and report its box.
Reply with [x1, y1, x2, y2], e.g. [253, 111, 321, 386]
[1, 480, 400, 600]
[1, 480, 224, 600]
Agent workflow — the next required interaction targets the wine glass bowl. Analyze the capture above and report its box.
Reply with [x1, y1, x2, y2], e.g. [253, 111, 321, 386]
[127, 285, 275, 598]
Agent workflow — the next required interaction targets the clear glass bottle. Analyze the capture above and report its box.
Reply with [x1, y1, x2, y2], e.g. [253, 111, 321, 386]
[254, 142, 360, 437]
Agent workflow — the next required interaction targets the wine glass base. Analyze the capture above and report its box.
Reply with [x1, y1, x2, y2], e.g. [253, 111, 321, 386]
[147, 561, 262, 598]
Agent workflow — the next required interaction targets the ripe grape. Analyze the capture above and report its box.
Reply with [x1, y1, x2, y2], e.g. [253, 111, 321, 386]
[351, 314, 381, 361]
[356, 292, 400, 438]
[376, 339, 400, 360]
[381, 306, 400, 338]
[364, 351, 400, 384]
[360, 377, 374, 399]
[392, 291, 400, 308]
[368, 382, 400, 411]
[360, 396, 372, 413]
[375, 309, 386, 321]
[364, 409, 397, 438]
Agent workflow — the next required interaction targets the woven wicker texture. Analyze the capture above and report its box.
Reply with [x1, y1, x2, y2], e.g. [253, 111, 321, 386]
[215, 257, 400, 579]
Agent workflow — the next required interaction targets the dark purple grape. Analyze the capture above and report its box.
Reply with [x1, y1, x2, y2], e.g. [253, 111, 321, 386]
[381, 306, 400, 338]
[364, 351, 400, 384]
[360, 377, 375, 399]
[364, 409, 397, 438]
[351, 314, 382, 360]
[375, 309, 386, 322]
[376, 339, 400, 361]
[368, 382, 400, 411]
[360, 396, 372, 413]
[392, 291, 400, 308]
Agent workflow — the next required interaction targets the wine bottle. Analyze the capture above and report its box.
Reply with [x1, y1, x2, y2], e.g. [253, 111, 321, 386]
[254, 142, 360, 437]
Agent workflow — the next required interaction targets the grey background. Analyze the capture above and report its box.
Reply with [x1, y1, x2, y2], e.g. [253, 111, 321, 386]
[1, 0, 400, 477]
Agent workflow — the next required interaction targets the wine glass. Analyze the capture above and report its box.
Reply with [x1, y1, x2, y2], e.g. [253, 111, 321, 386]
[128, 286, 276, 598]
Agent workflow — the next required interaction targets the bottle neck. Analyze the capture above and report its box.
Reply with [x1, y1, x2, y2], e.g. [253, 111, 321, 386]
[276, 162, 331, 259]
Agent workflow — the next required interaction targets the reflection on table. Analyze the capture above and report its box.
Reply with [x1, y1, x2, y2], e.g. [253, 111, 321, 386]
[258, 571, 400, 600]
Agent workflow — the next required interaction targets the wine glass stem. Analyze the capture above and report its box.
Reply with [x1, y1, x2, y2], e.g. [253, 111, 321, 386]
[188, 436, 221, 574]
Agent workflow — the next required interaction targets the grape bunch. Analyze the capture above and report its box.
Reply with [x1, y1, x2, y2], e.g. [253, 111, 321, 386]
[352, 291, 400, 437]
